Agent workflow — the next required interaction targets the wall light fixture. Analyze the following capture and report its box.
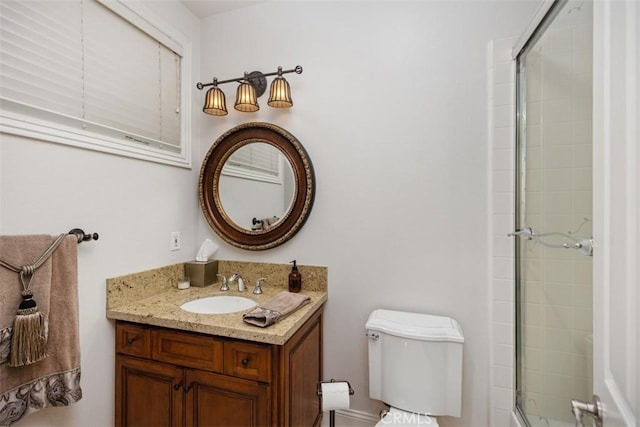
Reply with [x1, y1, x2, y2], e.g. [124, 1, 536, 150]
[196, 65, 303, 116]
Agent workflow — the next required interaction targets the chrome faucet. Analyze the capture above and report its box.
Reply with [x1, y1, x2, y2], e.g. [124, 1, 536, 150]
[229, 273, 246, 292]
[253, 277, 266, 295]
[217, 273, 229, 291]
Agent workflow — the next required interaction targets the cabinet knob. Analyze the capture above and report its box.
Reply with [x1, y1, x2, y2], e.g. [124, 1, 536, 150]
[184, 382, 195, 393]
[126, 337, 136, 345]
[173, 382, 182, 390]
[241, 358, 250, 367]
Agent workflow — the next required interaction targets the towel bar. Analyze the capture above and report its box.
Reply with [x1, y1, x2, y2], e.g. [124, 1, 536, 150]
[68, 228, 99, 243]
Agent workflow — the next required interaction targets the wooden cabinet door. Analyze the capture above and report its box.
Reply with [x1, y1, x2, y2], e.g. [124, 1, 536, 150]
[116, 355, 183, 427]
[184, 369, 270, 427]
[286, 316, 322, 427]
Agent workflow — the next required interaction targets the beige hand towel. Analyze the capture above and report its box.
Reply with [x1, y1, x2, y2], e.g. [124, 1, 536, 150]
[243, 291, 310, 327]
[0, 235, 82, 426]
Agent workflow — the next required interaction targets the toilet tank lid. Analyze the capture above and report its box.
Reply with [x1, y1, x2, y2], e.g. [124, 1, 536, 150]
[366, 309, 464, 343]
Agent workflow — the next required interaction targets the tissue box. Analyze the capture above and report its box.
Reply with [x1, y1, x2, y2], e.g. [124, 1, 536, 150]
[184, 260, 218, 287]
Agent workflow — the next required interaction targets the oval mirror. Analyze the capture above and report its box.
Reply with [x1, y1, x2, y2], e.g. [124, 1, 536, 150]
[199, 122, 315, 250]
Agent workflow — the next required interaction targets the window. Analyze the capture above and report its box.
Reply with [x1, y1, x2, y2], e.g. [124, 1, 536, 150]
[0, 0, 191, 167]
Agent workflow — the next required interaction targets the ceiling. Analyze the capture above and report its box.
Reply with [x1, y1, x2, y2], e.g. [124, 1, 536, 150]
[181, 1, 264, 18]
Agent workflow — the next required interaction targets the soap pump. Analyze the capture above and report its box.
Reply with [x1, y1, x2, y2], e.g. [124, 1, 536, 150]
[288, 260, 302, 293]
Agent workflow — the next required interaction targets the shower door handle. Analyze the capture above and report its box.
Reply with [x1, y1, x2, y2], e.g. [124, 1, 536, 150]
[571, 395, 603, 427]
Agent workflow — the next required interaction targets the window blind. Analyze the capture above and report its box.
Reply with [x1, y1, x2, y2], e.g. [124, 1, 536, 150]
[0, 1, 84, 117]
[223, 143, 283, 184]
[0, 0, 184, 161]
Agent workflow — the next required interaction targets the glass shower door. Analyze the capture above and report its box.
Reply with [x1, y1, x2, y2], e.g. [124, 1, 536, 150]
[514, 1, 593, 426]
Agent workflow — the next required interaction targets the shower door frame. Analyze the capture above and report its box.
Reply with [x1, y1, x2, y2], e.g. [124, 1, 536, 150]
[513, 0, 583, 425]
[506, 1, 640, 426]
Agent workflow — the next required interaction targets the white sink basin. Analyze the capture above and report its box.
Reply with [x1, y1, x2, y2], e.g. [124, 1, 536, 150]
[180, 296, 257, 314]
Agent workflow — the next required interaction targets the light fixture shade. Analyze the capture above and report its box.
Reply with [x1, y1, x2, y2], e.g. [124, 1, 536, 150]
[267, 76, 293, 108]
[202, 86, 228, 116]
[234, 82, 259, 112]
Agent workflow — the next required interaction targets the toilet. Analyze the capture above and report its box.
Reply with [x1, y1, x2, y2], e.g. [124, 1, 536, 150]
[366, 309, 464, 426]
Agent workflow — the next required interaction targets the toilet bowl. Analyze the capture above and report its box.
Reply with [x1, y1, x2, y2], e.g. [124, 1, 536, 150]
[375, 407, 439, 426]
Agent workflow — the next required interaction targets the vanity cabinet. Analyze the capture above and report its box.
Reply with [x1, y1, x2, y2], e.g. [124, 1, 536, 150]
[114, 308, 323, 427]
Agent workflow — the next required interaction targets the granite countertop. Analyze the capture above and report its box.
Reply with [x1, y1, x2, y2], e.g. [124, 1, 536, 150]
[106, 262, 327, 345]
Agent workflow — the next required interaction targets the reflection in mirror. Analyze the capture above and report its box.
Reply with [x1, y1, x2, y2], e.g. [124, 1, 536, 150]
[218, 142, 295, 231]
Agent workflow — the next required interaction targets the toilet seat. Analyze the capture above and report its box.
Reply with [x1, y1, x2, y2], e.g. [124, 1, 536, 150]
[374, 407, 439, 427]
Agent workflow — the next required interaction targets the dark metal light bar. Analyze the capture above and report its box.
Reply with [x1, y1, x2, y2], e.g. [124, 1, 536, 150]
[196, 65, 303, 90]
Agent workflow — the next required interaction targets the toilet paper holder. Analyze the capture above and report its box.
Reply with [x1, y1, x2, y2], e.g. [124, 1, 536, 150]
[317, 379, 355, 427]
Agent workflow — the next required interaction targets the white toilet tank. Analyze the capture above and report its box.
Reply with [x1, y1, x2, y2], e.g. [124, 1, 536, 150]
[366, 309, 464, 417]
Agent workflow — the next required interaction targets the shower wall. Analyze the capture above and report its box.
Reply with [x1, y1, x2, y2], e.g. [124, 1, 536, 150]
[489, 35, 519, 427]
[517, 2, 593, 424]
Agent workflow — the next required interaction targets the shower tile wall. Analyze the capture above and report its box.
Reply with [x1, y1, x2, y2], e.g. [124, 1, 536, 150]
[519, 6, 593, 424]
[489, 36, 518, 427]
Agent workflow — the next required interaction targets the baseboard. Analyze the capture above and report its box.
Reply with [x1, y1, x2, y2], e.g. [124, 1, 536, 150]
[321, 409, 380, 426]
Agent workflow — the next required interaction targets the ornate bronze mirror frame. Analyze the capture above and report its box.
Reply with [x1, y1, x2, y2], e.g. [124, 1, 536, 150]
[199, 122, 315, 250]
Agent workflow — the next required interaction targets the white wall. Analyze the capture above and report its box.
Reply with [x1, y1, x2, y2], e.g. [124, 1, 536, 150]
[198, 2, 538, 425]
[0, 1, 201, 426]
